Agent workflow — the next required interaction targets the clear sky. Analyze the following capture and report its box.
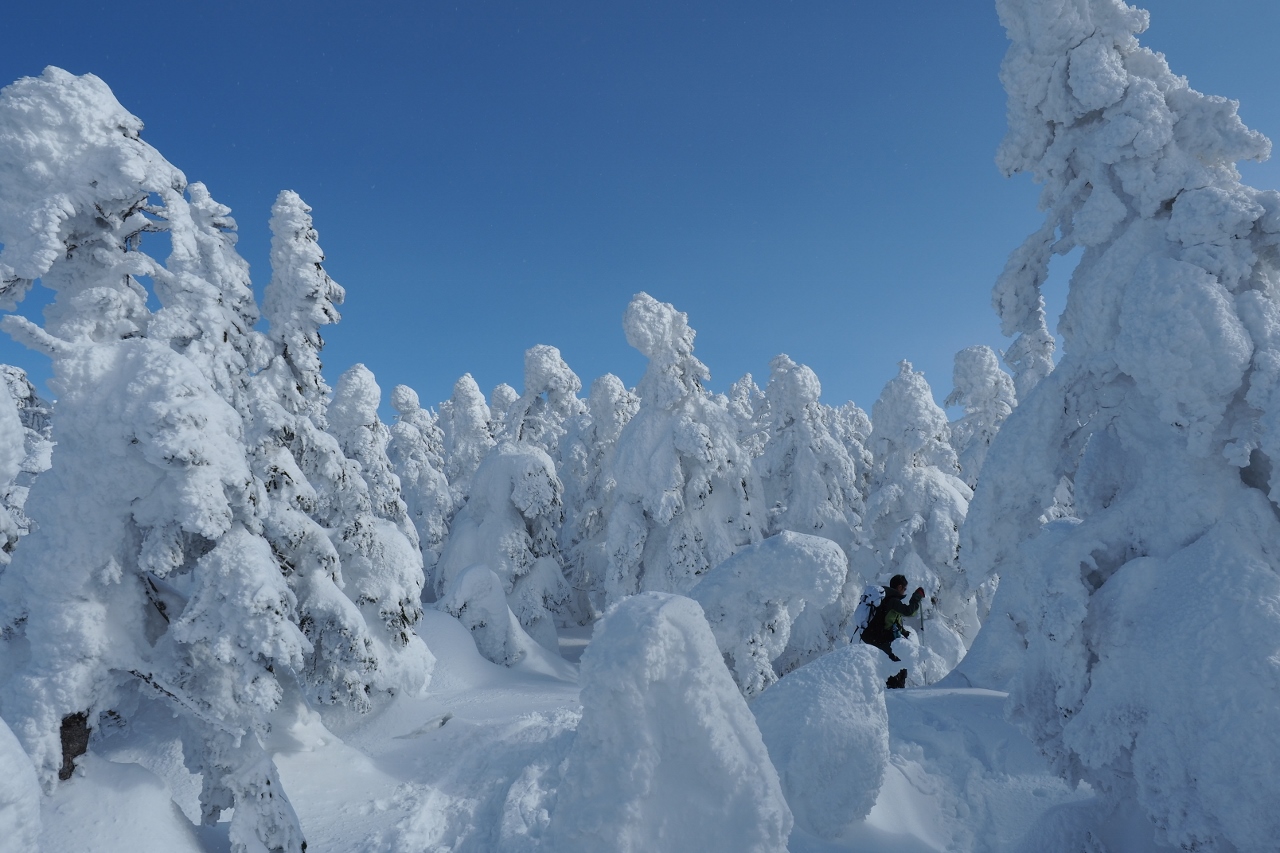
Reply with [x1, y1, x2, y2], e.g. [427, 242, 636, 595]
[2, 1, 1278, 414]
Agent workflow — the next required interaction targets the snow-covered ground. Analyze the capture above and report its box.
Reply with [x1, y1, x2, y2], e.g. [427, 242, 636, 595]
[35, 610, 1173, 853]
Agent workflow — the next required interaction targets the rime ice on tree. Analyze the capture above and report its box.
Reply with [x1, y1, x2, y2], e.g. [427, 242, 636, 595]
[963, 2, 1280, 848]
[862, 362, 973, 683]
[604, 293, 762, 604]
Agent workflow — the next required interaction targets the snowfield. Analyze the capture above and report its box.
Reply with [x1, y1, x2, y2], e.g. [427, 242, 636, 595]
[2, 0, 1279, 850]
[39, 609, 1162, 853]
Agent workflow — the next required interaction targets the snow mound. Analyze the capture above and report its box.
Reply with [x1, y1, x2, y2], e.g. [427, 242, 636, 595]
[544, 592, 792, 852]
[0, 717, 40, 853]
[689, 531, 846, 696]
[751, 642, 888, 838]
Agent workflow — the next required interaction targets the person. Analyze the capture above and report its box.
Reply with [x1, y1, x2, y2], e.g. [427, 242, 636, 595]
[860, 574, 926, 689]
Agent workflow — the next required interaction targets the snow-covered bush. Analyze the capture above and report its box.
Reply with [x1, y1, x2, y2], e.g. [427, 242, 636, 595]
[543, 593, 792, 853]
[688, 531, 845, 697]
[862, 362, 973, 682]
[604, 293, 762, 604]
[945, 345, 1017, 489]
[961, 2, 1280, 849]
[558, 373, 639, 622]
[435, 441, 569, 655]
[437, 564, 544, 667]
[751, 642, 888, 838]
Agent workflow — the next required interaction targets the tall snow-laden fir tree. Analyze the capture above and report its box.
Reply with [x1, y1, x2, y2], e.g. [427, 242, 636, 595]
[945, 345, 1017, 489]
[558, 373, 639, 622]
[756, 354, 864, 556]
[754, 354, 867, 664]
[0, 69, 309, 853]
[960, 2, 1280, 849]
[261, 199, 433, 703]
[862, 362, 973, 683]
[387, 383, 455, 587]
[604, 293, 761, 604]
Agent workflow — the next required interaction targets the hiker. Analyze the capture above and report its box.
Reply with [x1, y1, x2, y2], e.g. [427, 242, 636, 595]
[860, 574, 925, 689]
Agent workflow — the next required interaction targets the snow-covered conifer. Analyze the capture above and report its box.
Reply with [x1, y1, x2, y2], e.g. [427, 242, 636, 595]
[0, 69, 311, 852]
[150, 182, 268, 415]
[604, 293, 761, 604]
[558, 373, 639, 622]
[434, 441, 569, 656]
[387, 383, 454, 584]
[0, 367, 52, 554]
[263, 190, 345, 426]
[330, 364, 418, 547]
[962, 3, 1280, 848]
[438, 373, 496, 503]
[503, 344, 585, 462]
[756, 354, 864, 555]
[945, 345, 1017, 489]
[727, 373, 769, 458]
[488, 382, 519, 436]
[862, 362, 973, 683]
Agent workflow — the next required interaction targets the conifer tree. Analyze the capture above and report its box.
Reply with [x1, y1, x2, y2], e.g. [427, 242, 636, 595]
[963, 2, 1280, 846]
[604, 293, 761, 604]
[387, 383, 454, 585]
[438, 373, 496, 504]
[944, 345, 1017, 489]
[558, 373, 639, 621]
[862, 362, 973, 683]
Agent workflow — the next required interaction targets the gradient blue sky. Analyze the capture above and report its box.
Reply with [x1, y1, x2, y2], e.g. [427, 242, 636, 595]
[3, 1, 1278, 414]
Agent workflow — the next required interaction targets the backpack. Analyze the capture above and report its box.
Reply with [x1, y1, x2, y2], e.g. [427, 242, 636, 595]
[852, 583, 886, 643]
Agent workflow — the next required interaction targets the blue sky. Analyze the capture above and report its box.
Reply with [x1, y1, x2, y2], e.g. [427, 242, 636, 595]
[2, 1, 1278, 414]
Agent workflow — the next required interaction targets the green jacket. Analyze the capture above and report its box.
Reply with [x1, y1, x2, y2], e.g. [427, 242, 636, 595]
[881, 588, 924, 638]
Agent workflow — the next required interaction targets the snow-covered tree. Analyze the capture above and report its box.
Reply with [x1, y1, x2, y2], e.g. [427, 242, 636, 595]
[861, 362, 973, 683]
[150, 181, 268, 416]
[0, 68, 310, 852]
[727, 372, 769, 458]
[961, 2, 1280, 849]
[502, 344, 585, 462]
[330, 364, 418, 547]
[434, 441, 569, 656]
[438, 373, 496, 503]
[488, 382, 519, 436]
[945, 345, 1017, 489]
[604, 293, 762, 604]
[756, 354, 864, 556]
[0, 366, 49, 559]
[259, 242, 431, 701]
[387, 383, 455, 585]
[558, 373, 639, 622]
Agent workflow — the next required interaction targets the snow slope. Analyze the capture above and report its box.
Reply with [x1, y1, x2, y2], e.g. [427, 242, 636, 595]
[31, 610, 1165, 853]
